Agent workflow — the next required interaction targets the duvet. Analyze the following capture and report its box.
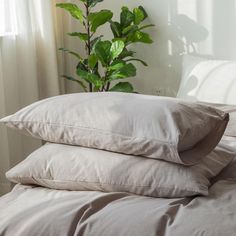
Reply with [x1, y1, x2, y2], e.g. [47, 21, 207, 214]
[0, 180, 236, 236]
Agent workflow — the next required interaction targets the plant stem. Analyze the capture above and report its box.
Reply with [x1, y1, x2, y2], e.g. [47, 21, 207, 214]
[103, 69, 110, 91]
[85, 3, 93, 92]
[105, 82, 111, 91]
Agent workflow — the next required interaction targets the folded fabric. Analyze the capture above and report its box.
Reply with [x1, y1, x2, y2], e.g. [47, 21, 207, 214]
[0, 92, 229, 165]
[211, 104, 236, 137]
[196, 102, 236, 137]
[213, 136, 236, 182]
[6, 143, 235, 198]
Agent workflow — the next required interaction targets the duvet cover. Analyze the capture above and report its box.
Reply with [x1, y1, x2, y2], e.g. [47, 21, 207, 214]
[0, 179, 236, 236]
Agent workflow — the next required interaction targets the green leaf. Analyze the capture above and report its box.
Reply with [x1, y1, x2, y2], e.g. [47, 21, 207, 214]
[112, 38, 126, 43]
[88, 54, 98, 69]
[125, 58, 148, 66]
[94, 40, 112, 66]
[108, 63, 136, 81]
[68, 32, 89, 41]
[59, 48, 82, 60]
[120, 7, 134, 28]
[76, 60, 88, 71]
[129, 31, 153, 44]
[110, 21, 122, 38]
[88, 10, 113, 32]
[108, 60, 126, 71]
[118, 48, 135, 59]
[122, 25, 138, 35]
[62, 75, 87, 92]
[110, 40, 125, 59]
[56, 3, 83, 23]
[109, 82, 134, 93]
[77, 68, 103, 88]
[133, 7, 145, 25]
[91, 35, 103, 50]
[87, 0, 104, 7]
[138, 6, 148, 20]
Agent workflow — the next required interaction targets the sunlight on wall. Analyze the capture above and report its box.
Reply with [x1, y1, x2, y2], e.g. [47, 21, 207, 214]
[177, 0, 197, 20]
[176, 0, 212, 55]
[196, 0, 213, 55]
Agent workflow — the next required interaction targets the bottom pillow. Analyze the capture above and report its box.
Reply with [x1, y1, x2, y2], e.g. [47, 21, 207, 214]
[6, 143, 235, 198]
[212, 136, 236, 182]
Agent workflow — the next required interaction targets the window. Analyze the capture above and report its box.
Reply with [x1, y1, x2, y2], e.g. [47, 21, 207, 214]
[0, 0, 17, 36]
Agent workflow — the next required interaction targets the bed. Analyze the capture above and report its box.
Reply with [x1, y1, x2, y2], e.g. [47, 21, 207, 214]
[1, 174, 236, 235]
[0, 55, 236, 236]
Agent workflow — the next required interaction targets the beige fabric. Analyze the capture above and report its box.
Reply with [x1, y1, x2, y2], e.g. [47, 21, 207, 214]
[212, 104, 236, 137]
[197, 102, 236, 137]
[6, 142, 234, 198]
[1, 181, 236, 236]
[213, 136, 236, 182]
[0, 0, 66, 196]
[0, 92, 229, 165]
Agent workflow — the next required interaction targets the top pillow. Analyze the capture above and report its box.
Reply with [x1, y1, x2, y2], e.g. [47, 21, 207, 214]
[199, 103, 236, 137]
[0, 92, 228, 165]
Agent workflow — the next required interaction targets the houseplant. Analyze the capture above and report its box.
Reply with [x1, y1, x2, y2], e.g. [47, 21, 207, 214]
[57, 0, 154, 92]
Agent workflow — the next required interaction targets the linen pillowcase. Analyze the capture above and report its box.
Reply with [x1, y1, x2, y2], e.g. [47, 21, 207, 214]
[195, 102, 236, 137]
[0, 92, 229, 165]
[212, 104, 236, 137]
[213, 136, 236, 182]
[6, 143, 235, 198]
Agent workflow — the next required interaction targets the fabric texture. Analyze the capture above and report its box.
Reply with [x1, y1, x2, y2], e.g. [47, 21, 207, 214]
[1, 181, 236, 236]
[213, 136, 236, 182]
[211, 104, 236, 137]
[6, 142, 234, 198]
[0, 92, 229, 165]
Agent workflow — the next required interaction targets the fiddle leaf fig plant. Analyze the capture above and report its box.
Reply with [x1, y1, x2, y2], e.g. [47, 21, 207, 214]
[57, 0, 154, 93]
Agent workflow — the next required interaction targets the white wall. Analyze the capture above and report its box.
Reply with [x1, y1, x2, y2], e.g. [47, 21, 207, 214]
[65, 0, 236, 96]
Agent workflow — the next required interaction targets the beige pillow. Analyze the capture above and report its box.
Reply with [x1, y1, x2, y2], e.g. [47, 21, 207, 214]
[198, 102, 236, 137]
[6, 143, 234, 198]
[0, 92, 229, 165]
[213, 105, 236, 137]
[213, 136, 236, 182]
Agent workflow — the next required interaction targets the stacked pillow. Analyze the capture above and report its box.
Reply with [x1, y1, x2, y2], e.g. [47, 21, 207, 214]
[1, 92, 234, 198]
[177, 54, 236, 183]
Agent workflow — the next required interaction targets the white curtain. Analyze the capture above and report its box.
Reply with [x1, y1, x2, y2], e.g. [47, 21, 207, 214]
[0, 0, 66, 195]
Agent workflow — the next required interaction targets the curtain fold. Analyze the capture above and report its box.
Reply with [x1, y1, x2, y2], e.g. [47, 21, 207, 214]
[0, 0, 65, 195]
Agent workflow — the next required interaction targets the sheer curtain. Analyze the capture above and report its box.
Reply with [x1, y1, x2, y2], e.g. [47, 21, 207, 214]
[0, 0, 65, 195]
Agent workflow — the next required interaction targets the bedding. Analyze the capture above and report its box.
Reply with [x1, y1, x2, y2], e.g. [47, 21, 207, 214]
[217, 105, 236, 137]
[6, 142, 234, 198]
[208, 104, 236, 137]
[213, 136, 236, 182]
[1, 180, 236, 236]
[0, 92, 229, 165]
